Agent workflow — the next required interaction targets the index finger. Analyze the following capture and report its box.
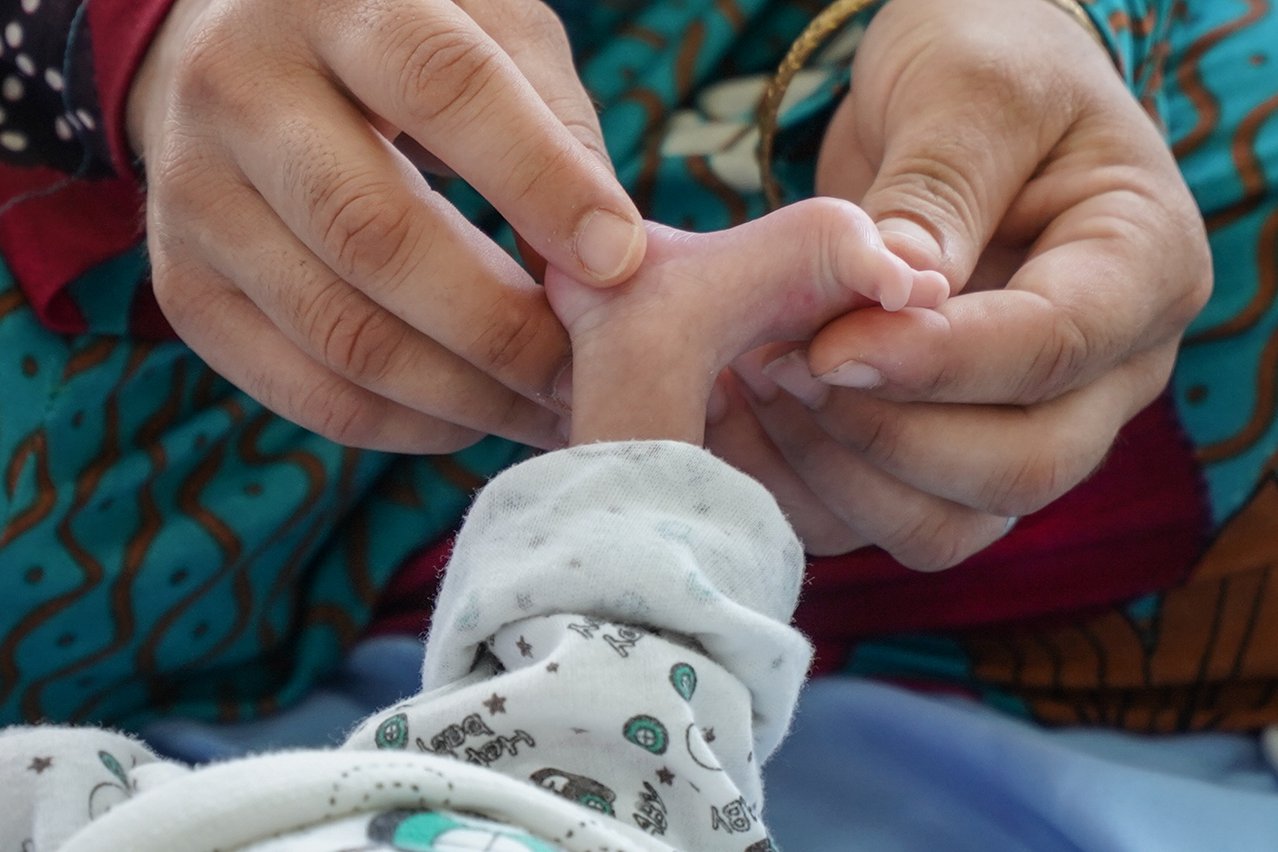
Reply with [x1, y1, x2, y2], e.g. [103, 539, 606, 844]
[312, 0, 645, 284]
[458, 0, 613, 168]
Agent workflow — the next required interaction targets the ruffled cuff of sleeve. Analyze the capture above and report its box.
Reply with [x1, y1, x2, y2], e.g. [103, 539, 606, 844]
[423, 440, 812, 759]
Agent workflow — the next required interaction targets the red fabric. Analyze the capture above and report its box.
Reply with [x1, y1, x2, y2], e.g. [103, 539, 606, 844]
[0, 0, 176, 337]
[89, 0, 181, 177]
[370, 395, 1212, 678]
[128, 277, 176, 338]
[795, 394, 1211, 671]
[0, 167, 142, 333]
[369, 538, 454, 638]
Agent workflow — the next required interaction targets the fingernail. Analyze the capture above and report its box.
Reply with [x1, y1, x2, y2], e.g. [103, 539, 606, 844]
[878, 217, 942, 269]
[819, 360, 883, 389]
[575, 210, 643, 281]
[1002, 516, 1020, 538]
[763, 351, 828, 410]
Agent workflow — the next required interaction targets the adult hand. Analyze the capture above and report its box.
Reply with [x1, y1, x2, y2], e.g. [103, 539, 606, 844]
[127, 0, 645, 453]
[711, 0, 1211, 570]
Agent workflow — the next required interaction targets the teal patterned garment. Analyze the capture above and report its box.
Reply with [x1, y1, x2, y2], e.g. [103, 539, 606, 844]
[0, 256, 527, 724]
[0, 0, 850, 729]
[2, 0, 1277, 734]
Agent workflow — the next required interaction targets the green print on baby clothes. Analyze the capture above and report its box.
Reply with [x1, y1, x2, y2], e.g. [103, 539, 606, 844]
[622, 715, 669, 755]
[669, 662, 697, 701]
[88, 748, 134, 819]
[97, 749, 129, 785]
[375, 712, 410, 750]
[367, 808, 563, 851]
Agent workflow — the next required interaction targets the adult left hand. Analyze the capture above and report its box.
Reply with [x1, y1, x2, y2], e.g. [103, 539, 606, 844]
[708, 0, 1212, 571]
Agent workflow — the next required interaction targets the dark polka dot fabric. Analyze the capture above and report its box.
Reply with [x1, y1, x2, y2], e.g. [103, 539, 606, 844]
[0, 0, 110, 175]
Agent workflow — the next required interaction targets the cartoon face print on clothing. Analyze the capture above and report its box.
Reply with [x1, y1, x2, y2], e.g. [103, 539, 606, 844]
[529, 767, 617, 816]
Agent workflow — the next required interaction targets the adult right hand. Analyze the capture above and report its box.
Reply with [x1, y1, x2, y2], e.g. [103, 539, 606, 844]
[711, 0, 1213, 570]
[126, 0, 645, 453]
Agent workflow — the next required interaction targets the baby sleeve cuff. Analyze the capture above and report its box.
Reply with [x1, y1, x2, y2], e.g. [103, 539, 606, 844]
[422, 440, 812, 759]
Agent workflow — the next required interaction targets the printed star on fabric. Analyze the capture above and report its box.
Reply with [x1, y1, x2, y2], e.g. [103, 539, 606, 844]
[516, 636, 533, 657]
[483, 693, 507, 715]
[28, 756, 53, 773]
[656, 767, 675, 786]
[545, 662, 559, 673]
[702, 727, 716, 743]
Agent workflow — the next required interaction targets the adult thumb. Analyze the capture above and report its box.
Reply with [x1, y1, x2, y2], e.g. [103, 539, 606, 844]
[856, 103, 1048, 291]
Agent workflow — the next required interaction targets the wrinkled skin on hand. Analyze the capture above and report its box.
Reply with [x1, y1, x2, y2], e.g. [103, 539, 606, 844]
[127, 0, 646, 453]
[710, 0, 1212, 570]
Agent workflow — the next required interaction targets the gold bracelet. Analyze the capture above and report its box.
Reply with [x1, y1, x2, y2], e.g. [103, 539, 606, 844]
[756, 0, 1107, 210]
[756, 0, 878, 210]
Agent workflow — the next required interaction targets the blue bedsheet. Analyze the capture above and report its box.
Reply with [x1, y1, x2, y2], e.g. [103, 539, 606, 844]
[764, 679, 1278, 851]
[143, 638, 1278, 850]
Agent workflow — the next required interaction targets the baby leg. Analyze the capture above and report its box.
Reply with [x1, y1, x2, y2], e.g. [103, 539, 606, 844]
[545, 197, 947, 444]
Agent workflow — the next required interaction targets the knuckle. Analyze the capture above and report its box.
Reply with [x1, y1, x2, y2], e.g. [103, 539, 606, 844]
[399, 26, 504, 126]
[924, 36, 1056, 126]
[878, 155, 982, 249]
[470, 302, 559, 383]
[1022, 309, 1091, 402]
[298, 381, 382, 447]
[501, 138, 584, 208]
[979, 421, 1091, 516]
[543, 93, 606, 158]
[960, 52, 1047, 119]
[984, 449, 1064, 516]
[300, 283, 404, 384]
[918, 360, 957, 399]
[1172, 221, 1214, 328]
[842, 406, 903, 466]
[171, 14, 259, 116]
[883, 513, 967, 573]
[484, 385, 537, 437]
[315, 175, 418, 283]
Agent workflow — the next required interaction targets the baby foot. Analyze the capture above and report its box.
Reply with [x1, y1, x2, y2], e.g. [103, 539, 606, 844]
[545, 197, 948, 444]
